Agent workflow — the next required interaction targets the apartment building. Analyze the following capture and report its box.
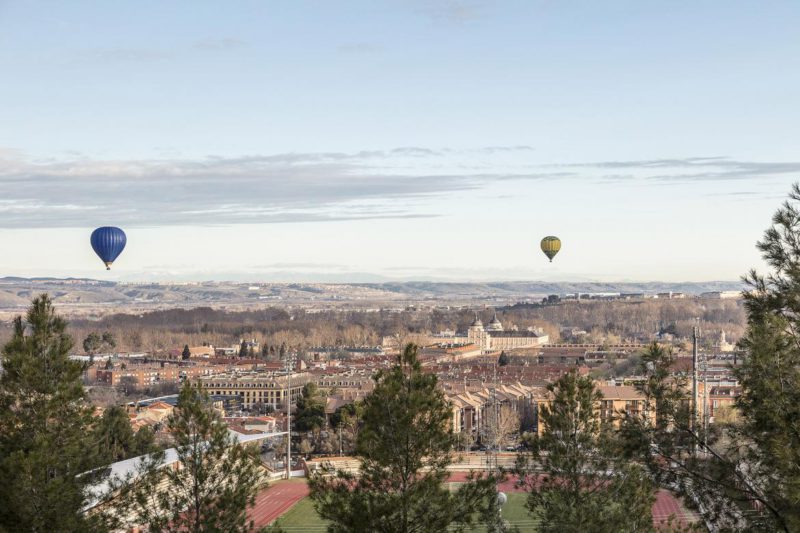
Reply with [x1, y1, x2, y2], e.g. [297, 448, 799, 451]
[447, 382, 541, 439]
[95, 364, 221, 388]
[530, 384, 652, 434]
[198, 371, 313, 409]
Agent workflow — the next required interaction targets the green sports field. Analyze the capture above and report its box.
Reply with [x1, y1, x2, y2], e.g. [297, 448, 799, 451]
[271, 493, 537, 532]
[271, 497, 327, 531]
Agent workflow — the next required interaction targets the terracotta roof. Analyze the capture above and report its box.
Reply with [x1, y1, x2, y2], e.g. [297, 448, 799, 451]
[598, 385, 644, 401]
[147, 401, 174, 411]
[325, 397, 352, 414]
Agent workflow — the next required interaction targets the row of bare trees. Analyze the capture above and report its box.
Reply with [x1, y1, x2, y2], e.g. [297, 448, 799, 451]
[0, 298, 747, 356]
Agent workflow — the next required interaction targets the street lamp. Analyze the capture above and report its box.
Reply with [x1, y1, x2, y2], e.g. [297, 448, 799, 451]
[497, 491, 508, 528]
[284, 352, 297, 479]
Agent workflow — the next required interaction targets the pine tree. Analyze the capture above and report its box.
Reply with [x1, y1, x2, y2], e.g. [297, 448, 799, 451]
[132, 426, 157, 457]
[101, 331, 116, 351]
[84, 331, 117, 355]
[117, 382, 266, 532]
[308, 344, 506, 532]
[294, 382, 326, 432]
[94, 405, 156, 463]
[0, 294, 103, 531]
[517, 370, 655, 532]
[329, 402, 362, 455]
[618, 185, 800, 531]
[497, 351, 509, 367]
[182, 344, 191, 360]
[84, 331, 102, 354]
[734, 184, 800, 530]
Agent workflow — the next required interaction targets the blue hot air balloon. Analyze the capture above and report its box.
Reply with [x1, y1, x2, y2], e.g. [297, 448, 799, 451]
[90, 227, 127, 270]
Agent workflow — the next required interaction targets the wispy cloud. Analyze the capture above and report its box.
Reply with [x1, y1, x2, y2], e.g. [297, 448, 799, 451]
[0, 148, 551, 228]
[563, 157, 800, 182]
[569, 157, 728, 169]
[390, 147, 442, 157]
[3, 150, 794, 229]
[478, 145, 535, 154]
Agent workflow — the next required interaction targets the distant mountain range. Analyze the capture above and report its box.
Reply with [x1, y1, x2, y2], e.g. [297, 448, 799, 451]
[364, 280, 745, 296]
[0, 277, 745, 313]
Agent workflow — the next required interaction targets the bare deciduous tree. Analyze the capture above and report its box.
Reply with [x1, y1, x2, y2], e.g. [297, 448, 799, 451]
[483, 404, 520, 449]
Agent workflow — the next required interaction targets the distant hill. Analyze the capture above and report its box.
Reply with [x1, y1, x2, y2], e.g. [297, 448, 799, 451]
[368, 280, 744, 296]
[0, 277, 745, 313]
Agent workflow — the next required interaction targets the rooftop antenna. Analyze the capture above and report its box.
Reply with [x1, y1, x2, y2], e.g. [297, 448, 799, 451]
[692, 320, 700, 455]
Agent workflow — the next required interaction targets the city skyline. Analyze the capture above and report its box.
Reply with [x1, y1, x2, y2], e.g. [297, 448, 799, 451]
[2, 1, 799, 281]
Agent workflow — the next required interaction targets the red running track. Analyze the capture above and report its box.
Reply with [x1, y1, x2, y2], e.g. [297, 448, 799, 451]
[249, 480, 310, 527]
[249, 475, 696, 529]
[652, 489, 693, 528]
[447, 473, 695, 528]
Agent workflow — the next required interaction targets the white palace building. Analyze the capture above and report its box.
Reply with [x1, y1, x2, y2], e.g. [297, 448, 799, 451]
[449, 313, 549, 353]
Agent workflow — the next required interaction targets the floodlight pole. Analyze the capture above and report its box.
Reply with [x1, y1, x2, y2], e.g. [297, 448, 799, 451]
[492, 359, 499, 474]
[703, 349, 709, 449]
[692, 324, 700, 455]
[692, 327, 698, 421]
[284, 353, 296, 479]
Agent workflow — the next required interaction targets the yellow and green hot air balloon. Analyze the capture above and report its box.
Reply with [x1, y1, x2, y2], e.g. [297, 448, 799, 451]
[540, 236, 561, 262]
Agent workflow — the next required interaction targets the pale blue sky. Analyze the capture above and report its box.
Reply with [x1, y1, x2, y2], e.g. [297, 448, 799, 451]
[1, 1, 798, 281]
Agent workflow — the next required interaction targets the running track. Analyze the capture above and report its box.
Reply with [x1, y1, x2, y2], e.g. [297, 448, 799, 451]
[448, 473, 696, 528]
[249, 480, 310, 527]
[251, 475, 695, 529]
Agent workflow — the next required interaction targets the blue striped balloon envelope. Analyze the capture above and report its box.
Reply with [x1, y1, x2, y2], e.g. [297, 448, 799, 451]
[90, 226, 127, 270]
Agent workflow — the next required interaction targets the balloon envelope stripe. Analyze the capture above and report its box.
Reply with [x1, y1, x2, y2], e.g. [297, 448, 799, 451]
[540, 236, 561, 261]
[90, 227, 127, 268]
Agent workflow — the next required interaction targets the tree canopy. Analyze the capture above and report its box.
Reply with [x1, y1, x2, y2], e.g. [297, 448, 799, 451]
[294, 382, 326, 433]
[518, 370, 655, 532]
[93, 405, 157, 464]
[83, 330, 117, 355]
[497, 351, 510, 367]
[308, 344, 506, 533]
[0, 294, 104, 531]
[618, 185, 800, 531]
[117, 383, 266, 532]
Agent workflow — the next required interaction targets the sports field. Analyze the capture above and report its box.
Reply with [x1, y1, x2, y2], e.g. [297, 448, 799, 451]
[261, 475, 694, 531]
[249, 479, 310, 528]
[270, 492, 536, 532]
[270, 497, 329, 532]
